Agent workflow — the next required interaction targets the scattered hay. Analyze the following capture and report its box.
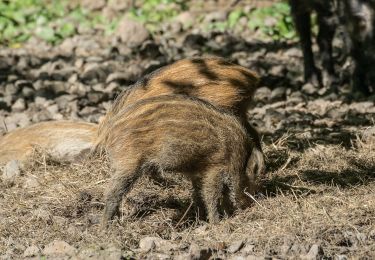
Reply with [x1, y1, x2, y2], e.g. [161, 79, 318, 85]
[1, 134, 374, 258]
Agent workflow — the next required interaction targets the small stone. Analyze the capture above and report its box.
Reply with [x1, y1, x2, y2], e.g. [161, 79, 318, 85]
[139, 237, 157, 253]
[270, 87, 287, 101]
[254, 87, 271, 103]
[43, 240, 76, 256]
[11, 98, 26, 112]
[336, 255, 348, 260]
[227, 240, 244, 254]
[174, 12, 195, 29]
[34, 96, 48, 107]
[22, 87, 35, 98]
[116, 16, 150, 47]
[5, 83, 19, 96]
[87, 92, 105, 104]
[23, 245, 41, 257]
[46, 104, 59, 115]
[23, 176, 40, 189]
[2, 160, 21, 183]
[302, 82, 318, 95]
[69, 83, 88, 97]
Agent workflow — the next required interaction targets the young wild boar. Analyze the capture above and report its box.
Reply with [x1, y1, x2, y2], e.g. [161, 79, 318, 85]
[97, 95, 264, 224]
[0, 121, 98, 164]
[289, 0, 338, 87]
[98, 57, 263, 154]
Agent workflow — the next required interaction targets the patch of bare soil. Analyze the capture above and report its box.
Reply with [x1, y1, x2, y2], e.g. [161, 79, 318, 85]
[1, 131, 374, 259]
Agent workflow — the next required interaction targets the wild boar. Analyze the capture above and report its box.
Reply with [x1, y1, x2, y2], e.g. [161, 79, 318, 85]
[97, 95, 264, 224]
[0, 120, 98, 164]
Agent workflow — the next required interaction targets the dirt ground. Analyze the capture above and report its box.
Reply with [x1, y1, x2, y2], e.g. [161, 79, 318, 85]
[0, 0, 375, 259]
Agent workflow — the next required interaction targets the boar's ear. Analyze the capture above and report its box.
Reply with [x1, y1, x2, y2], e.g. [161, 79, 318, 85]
[246, 147, 265, 179]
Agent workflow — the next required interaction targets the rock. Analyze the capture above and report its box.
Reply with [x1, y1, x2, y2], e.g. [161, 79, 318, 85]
[79, 106, 99, 117]
[21, 87, 35, 98]
[336, 255, 348, 260]
[4, 113, 30, 129]
[11, 98, 26, 112]
[254, 87, 271, 103]
[2, 160, 21, 183]
[87, 92, 105, 104]
[227, 240, 244, 254]
[81, 63, 107, 83]
[23, 176, 40, 189]
[269, 65, 286, 77]
[270, 87, 287, 102]
[138, 237, 178, 253]
[116, 16, 150, 47]
[34, 96, 48, 107]
[139, 237, 157, 253]
[106, 72, 130, 84]
[42, 240, 76, 256]
[69, 83, 88, 97]
[5, 83, 19, 96]
[55, 95, 77, 110]
[174, 12, 195, 29]
[302, 82, 318, 95]
[23, 245, 41, 257]
[46, 104, 59, 115]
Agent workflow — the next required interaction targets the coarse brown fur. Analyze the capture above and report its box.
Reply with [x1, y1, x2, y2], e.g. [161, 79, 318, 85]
[97, 95, 264, 225]
[0, 121, 98, 164]
[98, 56, 263, 153]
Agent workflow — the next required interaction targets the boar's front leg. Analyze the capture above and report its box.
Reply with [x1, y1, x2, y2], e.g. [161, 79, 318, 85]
[102, 164, 142, 227]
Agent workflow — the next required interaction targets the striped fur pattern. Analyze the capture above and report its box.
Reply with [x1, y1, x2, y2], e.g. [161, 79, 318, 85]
[98, 95, 263, 224]
[98, 57, 262, 152]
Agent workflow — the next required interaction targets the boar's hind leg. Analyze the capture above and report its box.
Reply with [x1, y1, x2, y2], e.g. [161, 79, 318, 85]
[201, 167, 224, 223]
[190, 177, 207, 220]
[102, 164, 143, 226]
